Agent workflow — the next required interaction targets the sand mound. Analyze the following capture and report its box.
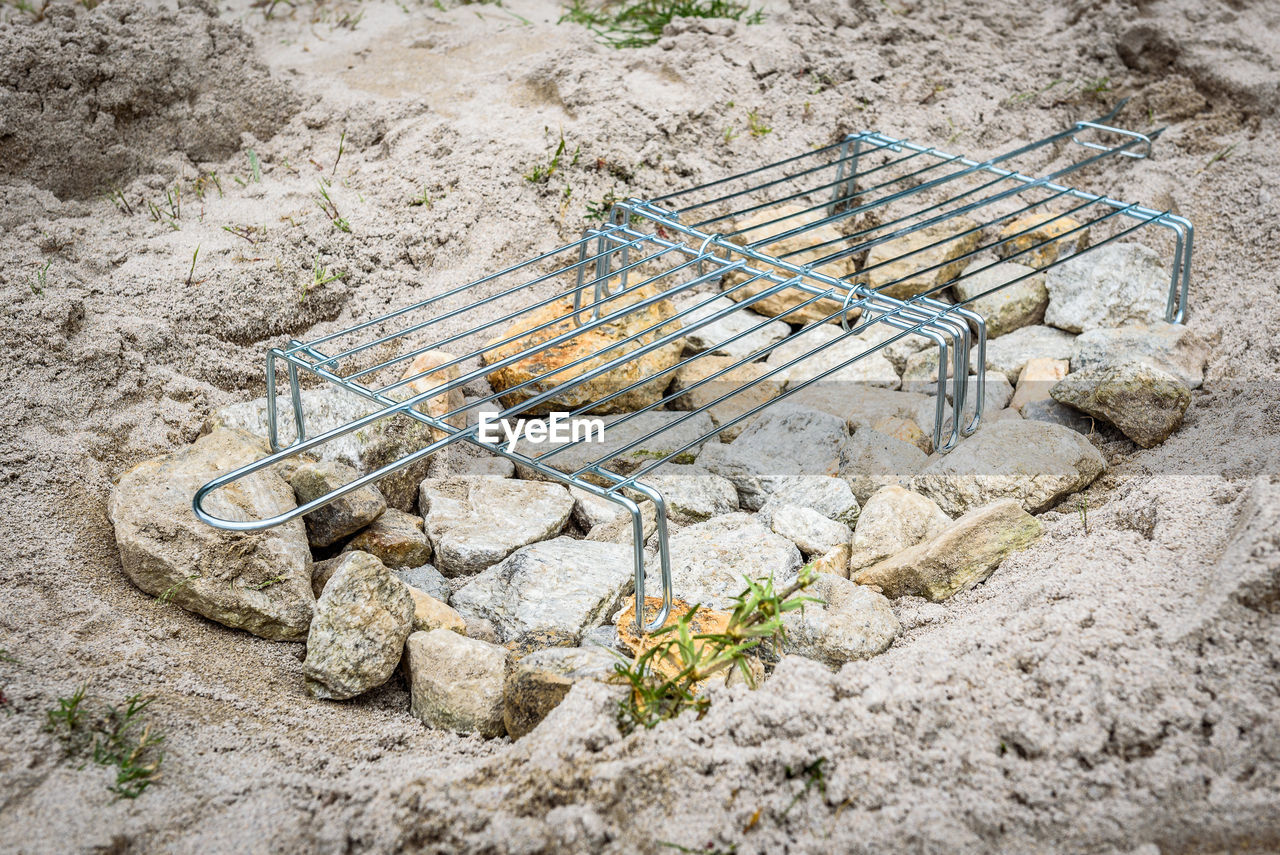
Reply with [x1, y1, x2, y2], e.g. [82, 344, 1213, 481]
[0, 0, 297, 199]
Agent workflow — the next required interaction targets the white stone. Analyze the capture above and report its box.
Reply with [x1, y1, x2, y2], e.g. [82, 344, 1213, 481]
[1044, 243, 1169, 333]
[674, 295, 792, 361]
[664, 513, 803, 610]
[406, 629, 508, 737]
[768, 503, 852, 557]
[765, 323, 901, 391]
[781, 573, 899, 666]
[847, 485, 952, 572]
[983, 324, 1077, 384]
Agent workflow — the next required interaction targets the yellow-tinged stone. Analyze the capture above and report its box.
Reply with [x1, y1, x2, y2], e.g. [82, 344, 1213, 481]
[856, 217, 980, 300]
[871, 415, 931, 453]
[995, 212, 1089, 267]
[809, 543, 852, 578]
[668, 356, 786, 441]
[721, 205, 858, 326]
[408, 586, 467, 634]
[1010, 357, 1070, 413]
[615, 595, 733, 684]
[482, 284, 683, 416]
[392, 350, 467, 441]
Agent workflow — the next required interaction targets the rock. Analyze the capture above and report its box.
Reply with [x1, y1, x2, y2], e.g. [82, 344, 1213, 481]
[721, 204, 856, 325]
[1069, 323, 1207, 389]
[994, 408, 1024, 422]
[420, 476, 573, 576]
[869, 416, 931, 454]
[848, 319, 934, 375]
[615, 596, 734, 682]
[995, 212, 1089, 267]
[914, 372, 1015, 439]
[569, 486, 625, 530]
[756, 476, 860, 528]
[900, 346, 960, 396]
[388, 349, 468, 437]
[984, 324, 1076, 384]
[303, 552, 414, 700]
[856, 217, 981, 300]
[847, 485, 952, 572]
[809, 543, 852, 577]
[630, 464, 739, 524]
[1009, 357, 1070, 413]
[668, 356, 785, 442]
[586, 500, 658, 545]
[521, 411, 715, 482]
[406, 629, 508, 737]
[674, 295, 791, 361]
[1020, 397, 1100, 435]
[952, 262, 1048, 338]
[838, 428, 929, 503]
[787, 385, 932, 434]
[108, 429, 313, 642]
[768, 503, 851, 557]
[450, 538, 633, 647]
[781, 573, 899, 665]
[482, 284, 683, 416]
[695, 404, 848, 510]
[463, 616, 500, 645]
[407, 587, 466, 634]
[664, 513, 803, 610]
[853, 500, 1042, 600]
[310, 555, 345, 598]
[503, 646, 617, 740]
[1050, 360, 1191, 448]
[1044, 243, 1169, 333]
[204, 387, 440, 511]
[341, 508, 431, 568]
[765, 323, 901, 391]
[289, 460, 387, 548]
[911, 420, 1106, 515]
[393, 564, 449, 602]
[425, 444, 515, 479]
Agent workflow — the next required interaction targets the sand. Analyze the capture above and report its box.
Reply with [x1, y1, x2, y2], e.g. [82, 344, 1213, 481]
[1, 0, 1278, 851]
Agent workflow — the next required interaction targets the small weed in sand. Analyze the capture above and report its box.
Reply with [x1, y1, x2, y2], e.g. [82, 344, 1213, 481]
[30, 259, 50, 295]
[409, 185, 435, 208]
[222, 224, 264, 245]
[585, 189, 622, 222]
[525, 131, 580, 184]
[106, 185, 137, 217]
[304, 255, 347, 302]
[1199, 143, 1237, 173]
[315, 180, 351, 232]
[331, 130, 347, 177]
[722, 126, 739, 144]
[46, 684, 165, 799]
[12, 0, 52, 21]
[148, 186, 182, 231]
[560, 0, 763, 48]
[157, 574, 200, 604]
[782, 756, 828, 816]
[185, 245, 202, 287]
[614, 566, 817, 734]
[746, 109, 771, 137]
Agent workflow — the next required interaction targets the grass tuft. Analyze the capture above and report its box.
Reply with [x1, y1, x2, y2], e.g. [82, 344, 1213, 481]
[525, 130, 580, 184]
[560, 0, 763, 48]
[46, 684, 165, 799]
[315, 180, 351, 232]
[304, 254, 347, 302]
[613, 566, 817, 734]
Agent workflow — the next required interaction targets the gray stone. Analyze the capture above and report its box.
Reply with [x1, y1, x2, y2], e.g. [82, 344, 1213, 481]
[426, 444, 515, 479]
[1050, 360, 1191, 448]
[406, 629, 509, 738]
[450, 537, 633, 648]
[289, 460, 387, 548]
[853, 499, 1042, 600]
[848, 319, 934, 375]
[914, 372, 1015, 439]
[1044, 243, 1169, 333]
[518, 411, 715, 482]
[756, 476, 860, 528]
[664, 513, 803, 610]
[1069, 323, 1207, 389]
[341, 507, 431, 568]
[838, 428, 929, 504]
[848, 485, 953, 572]
[1020, 398, 1100, 435]
[419, 476, 573, 577]
[696, 404, 848, 510]
[108, 429, 314, 642]
[580, 623, 621, 652]
[984, 324, 1077, 384]
[952, 262, 1048, 338]
[674, 294, 792, 362]
[765, 323, 901, 391]
[787, 385, 932, 435]
[768, 504, 851, 557]
[393, 564, 449, 602]
[586, 501, 658, 546]
[900, 346, 962, 396]
[503, 646, 617, 740]
[855, 216, 980, 300]
[781, 573, 899, 666]
[303, 552, 414, 700]
[667, 356, 785, 442]
[630, 464, 739, 524]
[569, 486, 624, 530]
[204, 386, 448, 511]
[911, 420, 1106, 515]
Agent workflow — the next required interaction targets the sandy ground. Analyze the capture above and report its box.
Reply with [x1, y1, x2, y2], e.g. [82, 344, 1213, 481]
[1, 0, 1279, 851]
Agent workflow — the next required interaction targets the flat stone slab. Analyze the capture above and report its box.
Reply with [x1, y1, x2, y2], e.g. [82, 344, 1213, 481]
[1044, 242, 1169, 333]
[663, 513, 803, 610]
